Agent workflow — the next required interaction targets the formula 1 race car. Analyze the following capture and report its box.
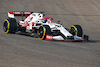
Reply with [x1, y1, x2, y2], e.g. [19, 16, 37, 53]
[3, 11, 88, 42]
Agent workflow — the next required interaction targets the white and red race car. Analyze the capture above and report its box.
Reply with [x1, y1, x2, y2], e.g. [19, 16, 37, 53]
[3, 11, 88, 42]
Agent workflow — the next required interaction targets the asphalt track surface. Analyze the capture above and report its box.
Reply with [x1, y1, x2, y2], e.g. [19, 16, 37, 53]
[0, 0, 100, 67]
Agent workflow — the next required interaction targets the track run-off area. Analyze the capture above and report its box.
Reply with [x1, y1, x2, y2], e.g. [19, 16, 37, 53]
[0, 0, 100, 67]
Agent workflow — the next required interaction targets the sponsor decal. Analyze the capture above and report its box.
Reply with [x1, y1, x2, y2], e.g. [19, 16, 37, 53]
[46, 35, 53, 40]
[9, 11, 14, 14]
[24, 12, 31, 15]
[14, 12, 21, 15]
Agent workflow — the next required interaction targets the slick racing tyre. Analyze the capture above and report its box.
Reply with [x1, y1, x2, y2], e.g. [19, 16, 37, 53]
[69, 25, 83, 37]
[3, 18, 17, 34]
[39, 25, 51, 40]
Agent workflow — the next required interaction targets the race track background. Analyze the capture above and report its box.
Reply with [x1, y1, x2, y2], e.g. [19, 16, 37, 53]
[0, 0, 100, 67]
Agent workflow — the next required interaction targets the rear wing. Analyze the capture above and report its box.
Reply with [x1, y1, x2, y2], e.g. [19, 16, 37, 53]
[14, 11, 33, 16]
[8, 11, 33, 20]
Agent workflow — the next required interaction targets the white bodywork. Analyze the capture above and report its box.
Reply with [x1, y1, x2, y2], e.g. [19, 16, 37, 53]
[24, 13, 82, 40]
[19, 13, 44, 30]
[24, 13, 44, 22]
[42, 22, 73, 40]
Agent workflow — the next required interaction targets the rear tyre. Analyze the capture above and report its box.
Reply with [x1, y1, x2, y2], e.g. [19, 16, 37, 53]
[39, 25, 51, 40]
[3, 18, 17, 34]
[69, 25, 83, 37]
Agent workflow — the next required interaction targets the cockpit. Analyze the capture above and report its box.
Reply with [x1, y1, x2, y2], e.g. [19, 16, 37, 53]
[39, 18, 52, 24]
[42, 19, 51, 23]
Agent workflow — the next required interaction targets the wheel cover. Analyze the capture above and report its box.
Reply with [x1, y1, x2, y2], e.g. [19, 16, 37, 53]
[39, 26, 46, 40]
[3, 19, 9, 33]
[69, 25, 77, 36]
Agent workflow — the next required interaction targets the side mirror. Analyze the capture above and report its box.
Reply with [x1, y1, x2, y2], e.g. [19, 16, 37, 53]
[58, 21, 60, 23]
[43, 14, 45, 16]
[57, 21, 61, 24]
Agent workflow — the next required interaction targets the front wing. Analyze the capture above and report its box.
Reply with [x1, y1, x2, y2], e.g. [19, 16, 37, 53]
[45, 34, 89, 42]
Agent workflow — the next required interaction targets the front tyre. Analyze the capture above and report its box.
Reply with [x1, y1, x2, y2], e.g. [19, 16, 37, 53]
[3, 18, 17, 34]
[39, 25, 51, 40]
[69, 25, 83, 37]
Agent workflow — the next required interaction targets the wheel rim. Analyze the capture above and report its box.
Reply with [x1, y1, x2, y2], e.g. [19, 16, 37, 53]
[39, 26, 46, 40]
[3, 21, 8, 32]
[69, 26, 78, 36]
[39, 27, 44, 38]
[70, 27, 76, 36]
[3, 20, 9, 33]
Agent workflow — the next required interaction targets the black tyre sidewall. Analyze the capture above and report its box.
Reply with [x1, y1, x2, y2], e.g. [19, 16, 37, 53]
[6, 18, 17, 33]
